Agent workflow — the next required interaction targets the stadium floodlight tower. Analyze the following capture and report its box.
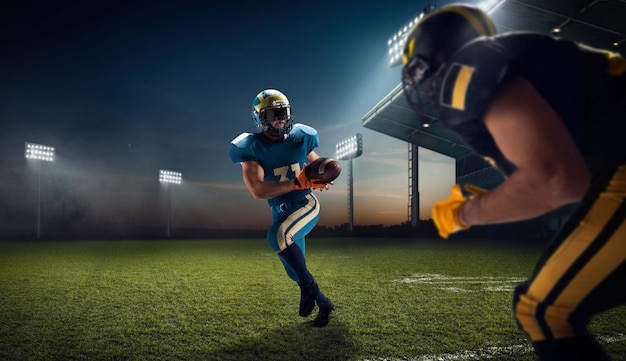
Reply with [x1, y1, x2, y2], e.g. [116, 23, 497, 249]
[336, 133, 363, 233]
[159, 170, 182, 239]
[24, 142, 55, 239]
[387, 4, 436, 68]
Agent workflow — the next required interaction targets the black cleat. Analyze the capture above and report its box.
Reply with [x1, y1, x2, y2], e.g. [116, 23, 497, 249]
[313, 299, 334, 327]
[298, 280, 319, 317]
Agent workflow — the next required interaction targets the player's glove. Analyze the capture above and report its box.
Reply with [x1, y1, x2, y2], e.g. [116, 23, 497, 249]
[463, 183, 488, 197]
[432, 184, 487, 239]
[294, 164, 329, 190]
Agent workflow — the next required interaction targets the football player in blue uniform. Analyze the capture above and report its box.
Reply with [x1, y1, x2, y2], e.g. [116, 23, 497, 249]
[229, 89, 334, 327]
[402, 4, 625, 361]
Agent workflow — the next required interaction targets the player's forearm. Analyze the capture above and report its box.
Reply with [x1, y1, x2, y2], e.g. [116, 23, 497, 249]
[248, 180, 296, 200]
[460, 168, 586, 226]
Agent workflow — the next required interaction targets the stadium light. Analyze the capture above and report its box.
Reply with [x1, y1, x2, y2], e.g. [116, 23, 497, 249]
[159, 170, 182, 239]
[336, 134, 363, 161]
[387, 1, 505, 68]
[387, 4, 435, 68]
[25, 142, 55, 239]
[159, 170, 182, 185]
[336, 134, 363, 233]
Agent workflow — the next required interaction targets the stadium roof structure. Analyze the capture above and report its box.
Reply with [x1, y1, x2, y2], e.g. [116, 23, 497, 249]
[363, 0, 626, 184]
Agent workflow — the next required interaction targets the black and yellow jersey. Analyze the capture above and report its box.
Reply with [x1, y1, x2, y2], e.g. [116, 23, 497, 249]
[437, 32, 626, 177]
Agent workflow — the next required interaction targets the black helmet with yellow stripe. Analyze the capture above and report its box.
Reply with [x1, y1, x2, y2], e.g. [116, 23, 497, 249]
[402, 4, 495, 125]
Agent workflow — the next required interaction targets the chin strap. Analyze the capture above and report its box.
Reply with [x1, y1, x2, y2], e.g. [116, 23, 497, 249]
[265, 124, 289, 136]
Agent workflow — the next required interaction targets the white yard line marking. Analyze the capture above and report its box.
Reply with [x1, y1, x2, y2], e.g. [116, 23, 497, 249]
[362, 334, 625, 361]
[392, 273, 525, 292]
[440, 286, 516, 292]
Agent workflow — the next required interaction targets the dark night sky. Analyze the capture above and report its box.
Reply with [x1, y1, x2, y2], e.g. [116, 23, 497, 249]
[1, 1, 459, 236]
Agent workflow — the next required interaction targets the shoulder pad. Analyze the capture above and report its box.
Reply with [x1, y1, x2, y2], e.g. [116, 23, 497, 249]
[437, 38, 519, 177]
[289, 123, 319, 150]
[439, 38, 516, 129]
[230, 132, 255, 149]
[291, 123, 317, 136]
[229, 132, 258, 164]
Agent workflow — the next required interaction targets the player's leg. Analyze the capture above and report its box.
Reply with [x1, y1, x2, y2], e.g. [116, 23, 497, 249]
[267, 194, 321, 317]
[289, 234, 334, 327]
[277, 255, 299, 283]
[268, 227, 315, 285]
[513, 163, 626, 361]
[284, 194, 335, 326]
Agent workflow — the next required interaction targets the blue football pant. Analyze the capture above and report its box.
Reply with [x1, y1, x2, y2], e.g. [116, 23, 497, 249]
[267, 193, 320, 282]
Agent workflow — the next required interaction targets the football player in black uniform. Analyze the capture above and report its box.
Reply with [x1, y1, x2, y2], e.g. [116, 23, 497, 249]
[402, 4, 625, 361]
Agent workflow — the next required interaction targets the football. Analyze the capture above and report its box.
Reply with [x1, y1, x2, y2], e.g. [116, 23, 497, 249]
[305, 157, 341, 183]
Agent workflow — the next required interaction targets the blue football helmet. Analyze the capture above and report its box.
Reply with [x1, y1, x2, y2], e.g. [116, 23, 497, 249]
[251, 89, 294, 136]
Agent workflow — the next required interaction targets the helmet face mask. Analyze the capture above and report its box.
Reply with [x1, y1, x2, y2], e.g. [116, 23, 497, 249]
[251, 89, 294, 136]
[402, 56, 430, 88]
[258, 104, 293, 136]
[402, 55, 441, 126]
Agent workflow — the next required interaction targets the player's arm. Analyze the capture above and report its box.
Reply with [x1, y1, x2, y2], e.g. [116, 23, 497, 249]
[306, 151, 320, 164]
[459, 75, 589, 226]
[241, 160, 297, 200]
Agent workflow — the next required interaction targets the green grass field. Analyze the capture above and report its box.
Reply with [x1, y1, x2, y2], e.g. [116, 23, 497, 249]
[0, 238, 624, 361]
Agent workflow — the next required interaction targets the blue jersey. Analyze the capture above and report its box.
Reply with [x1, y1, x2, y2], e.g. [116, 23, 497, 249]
[229, 123, 320, 208]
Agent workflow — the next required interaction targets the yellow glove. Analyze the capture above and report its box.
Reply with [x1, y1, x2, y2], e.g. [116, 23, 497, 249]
[432, 184, 487, 239]
[294, 164, 329, 190]
[463, 183, 488, 197]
